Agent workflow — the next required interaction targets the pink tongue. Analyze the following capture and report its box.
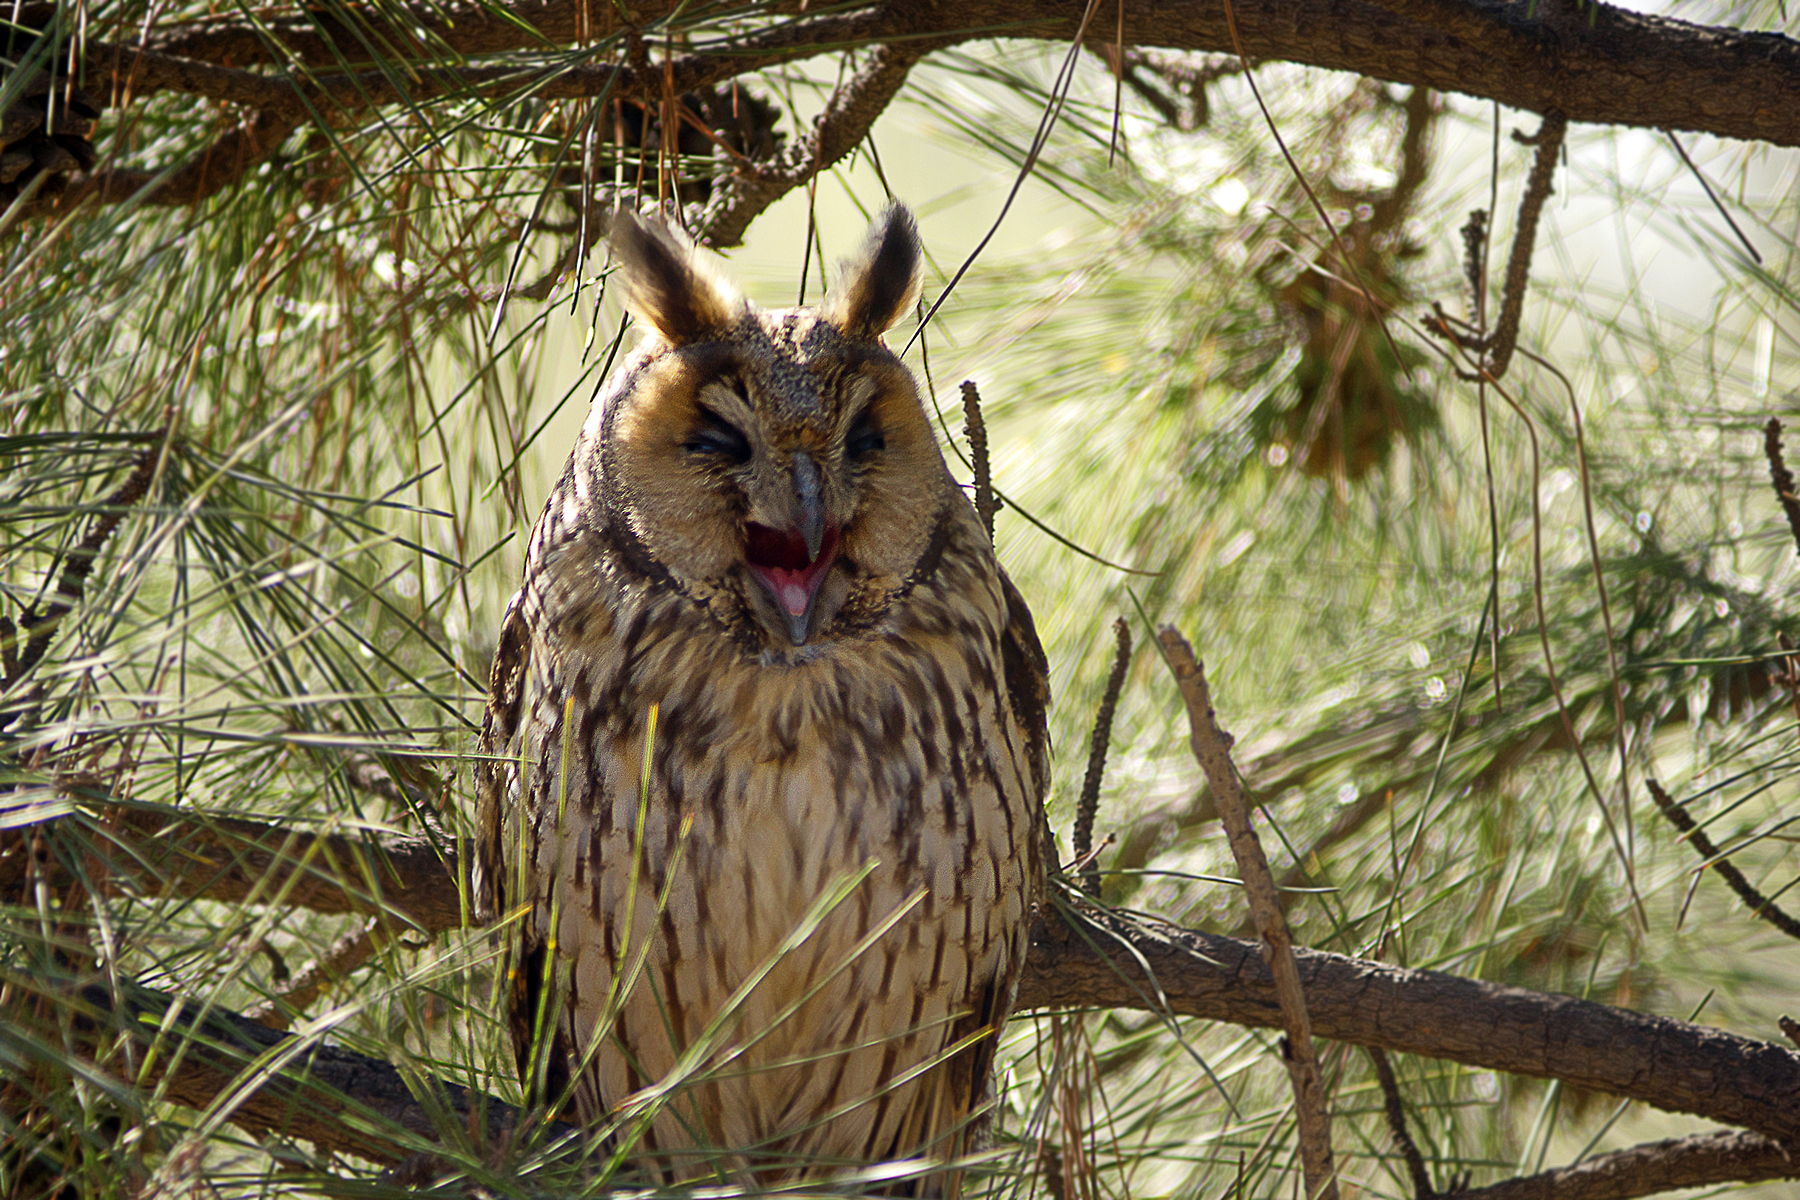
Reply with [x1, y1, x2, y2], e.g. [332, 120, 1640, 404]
[774, 574, 810, 616]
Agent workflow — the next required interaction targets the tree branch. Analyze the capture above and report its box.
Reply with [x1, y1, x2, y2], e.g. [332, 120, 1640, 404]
[66, 981, 546, 1165]
[17, 797, 1800, 1146]
[18, 0, 1796, 225]
[0, 797, 463, 936]
[1026, 902, 1800, 1142]
[697, 38, 934, 248]
[1646, 778, 1800, 940]
[50, 922, 1800, 1197]
[1443, 1130, 1800, 1200]
[1479, 112, 1566, 381]
[57, 0, 1799, 150]
[27, 108, 301, 216]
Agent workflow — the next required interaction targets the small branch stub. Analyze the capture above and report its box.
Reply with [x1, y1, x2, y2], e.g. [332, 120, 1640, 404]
[961, 380, 998, 544]
[1072, 617, 1131, 894]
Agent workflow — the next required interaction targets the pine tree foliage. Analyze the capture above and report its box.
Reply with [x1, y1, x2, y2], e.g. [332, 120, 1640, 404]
[3, 0, 1800, 1195]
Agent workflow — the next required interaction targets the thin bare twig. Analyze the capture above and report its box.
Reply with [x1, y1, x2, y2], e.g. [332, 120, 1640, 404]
[1414, 323, 1651, 928]
[1533, 338, 1638, 887]
[1156, 627, 1338, 1200]
[244, 916, 385, 1031]
[1105, 49, 1243, 131]
[1665, 130, 1761, 264]
[1646, 778, 1800, 940]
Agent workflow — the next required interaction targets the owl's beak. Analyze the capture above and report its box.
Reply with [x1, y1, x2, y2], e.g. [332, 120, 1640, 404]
[745, 452, 840, 645]
[792, 451, 826, 562]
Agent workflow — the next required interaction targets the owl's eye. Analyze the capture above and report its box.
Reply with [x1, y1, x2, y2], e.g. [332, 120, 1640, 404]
[683, 406, 752, 464]
[846, 410, 885, 459]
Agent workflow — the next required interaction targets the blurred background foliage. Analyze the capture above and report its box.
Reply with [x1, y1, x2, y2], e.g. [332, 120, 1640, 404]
[3, 0, 1799, 1194]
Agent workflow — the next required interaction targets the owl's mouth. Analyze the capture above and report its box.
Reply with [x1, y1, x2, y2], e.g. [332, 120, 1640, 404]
[745, 521, 842, 644]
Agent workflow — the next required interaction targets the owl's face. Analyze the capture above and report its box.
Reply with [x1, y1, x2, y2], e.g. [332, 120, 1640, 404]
[592, 207, 959, 654]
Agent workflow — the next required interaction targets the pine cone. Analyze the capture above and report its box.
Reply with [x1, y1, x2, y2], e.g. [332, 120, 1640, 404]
[1, 55, 104, 208]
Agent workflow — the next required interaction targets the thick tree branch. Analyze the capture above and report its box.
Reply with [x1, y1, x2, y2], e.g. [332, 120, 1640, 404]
[67, 982, 543, 1165]
[0, 798, 463, 936]
[11, 0, 1795, 223]
[58, 0, 1800, 151]
[1443, 1130, 1800, 1200]
[30, 109, 301, 215]
[1026, 903, 1800, 1142]
[15, 797, 1800, 1146]
[49, 921, 1800, 1196]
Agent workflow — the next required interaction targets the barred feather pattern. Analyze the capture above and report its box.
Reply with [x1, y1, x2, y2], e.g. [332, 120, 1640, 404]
[473, 207, 1050, 1197]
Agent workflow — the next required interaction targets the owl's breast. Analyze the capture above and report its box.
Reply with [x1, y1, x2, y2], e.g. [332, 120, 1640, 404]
[506, 517, 1044, 1156]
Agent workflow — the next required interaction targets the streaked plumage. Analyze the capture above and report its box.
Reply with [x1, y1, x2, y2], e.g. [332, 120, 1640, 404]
[473, 205, 1050, 1195]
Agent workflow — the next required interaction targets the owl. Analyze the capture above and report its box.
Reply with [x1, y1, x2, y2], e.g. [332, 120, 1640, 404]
[473, 204, 1051, 1197]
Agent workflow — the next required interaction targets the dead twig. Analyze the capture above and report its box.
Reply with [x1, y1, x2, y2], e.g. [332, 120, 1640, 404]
[1646, 779, 1800, 941]
[1102, 49, 1243, 131]
[1666, 130, 1760, 265]
[1156, 626, 1339, 1200]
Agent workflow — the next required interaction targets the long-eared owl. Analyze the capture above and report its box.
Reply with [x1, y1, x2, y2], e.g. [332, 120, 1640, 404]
[473, 204, 1051, 1196]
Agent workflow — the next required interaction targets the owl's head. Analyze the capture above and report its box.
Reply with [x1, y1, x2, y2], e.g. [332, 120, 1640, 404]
[591, 204, 961, 654]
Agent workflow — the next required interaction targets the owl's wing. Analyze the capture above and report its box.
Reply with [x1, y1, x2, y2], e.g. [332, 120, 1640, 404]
[997, 564, 1052, 810]
[473, 594, 531, 924]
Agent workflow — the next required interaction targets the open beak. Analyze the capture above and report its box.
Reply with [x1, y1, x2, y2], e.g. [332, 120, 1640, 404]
[746, 451, 839, 645]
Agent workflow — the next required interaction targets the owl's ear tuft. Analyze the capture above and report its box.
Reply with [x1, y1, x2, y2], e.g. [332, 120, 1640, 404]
[611, 208, 744, 345]
[824, 203, 922, 339]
